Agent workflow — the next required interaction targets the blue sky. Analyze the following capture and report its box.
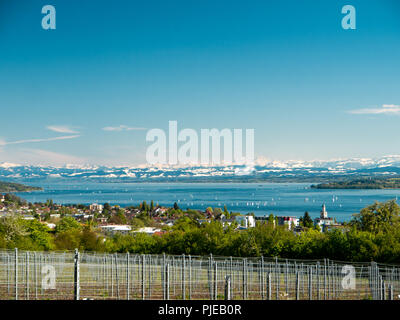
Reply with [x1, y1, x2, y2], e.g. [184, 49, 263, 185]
[0, 0, 400, 166]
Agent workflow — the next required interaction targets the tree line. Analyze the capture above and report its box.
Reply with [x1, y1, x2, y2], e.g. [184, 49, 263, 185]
[1, 199, 400, 263]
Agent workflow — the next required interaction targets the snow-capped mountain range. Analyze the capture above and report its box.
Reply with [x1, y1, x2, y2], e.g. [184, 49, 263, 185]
[1, 155, 400, 182]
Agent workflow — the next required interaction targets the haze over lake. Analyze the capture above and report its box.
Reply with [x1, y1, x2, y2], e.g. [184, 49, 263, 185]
[14, 182, 400, 222]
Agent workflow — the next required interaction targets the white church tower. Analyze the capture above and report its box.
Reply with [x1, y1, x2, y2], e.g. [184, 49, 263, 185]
[320, 204, 328, 219]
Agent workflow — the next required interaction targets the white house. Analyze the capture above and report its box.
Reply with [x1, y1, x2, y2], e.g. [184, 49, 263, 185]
[163, 220, 174, 227]
[235, 215, 255, 229]
[89, 203, 104, 212]
[100, 224, 131, 235]
[133, 227, 162, 235]
[277, 216, 299, 230]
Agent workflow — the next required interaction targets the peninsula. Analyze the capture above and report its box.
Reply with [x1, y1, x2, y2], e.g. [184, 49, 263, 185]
[0, 180, 42, 192]
[311, 177, 400, 189]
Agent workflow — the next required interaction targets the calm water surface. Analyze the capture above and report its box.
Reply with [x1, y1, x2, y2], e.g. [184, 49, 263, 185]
[15, 182, 400, 222]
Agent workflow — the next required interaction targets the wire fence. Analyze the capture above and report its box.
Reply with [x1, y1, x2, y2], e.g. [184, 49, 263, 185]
[0, 248, 399, 300]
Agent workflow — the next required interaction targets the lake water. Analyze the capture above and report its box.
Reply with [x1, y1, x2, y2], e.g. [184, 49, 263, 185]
[14, 181, 400, 222]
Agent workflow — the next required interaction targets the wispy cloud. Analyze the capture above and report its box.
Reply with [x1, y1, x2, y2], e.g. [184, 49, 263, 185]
[348, 104, 400, 115]
[46, 125, 79, 134]
[0, 135, 80, 146]
[102, 125, 147, 132]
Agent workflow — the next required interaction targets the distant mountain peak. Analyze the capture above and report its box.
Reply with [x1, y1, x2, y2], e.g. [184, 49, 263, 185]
[1, 155, 400, 181]
[0, 162, 21, 169]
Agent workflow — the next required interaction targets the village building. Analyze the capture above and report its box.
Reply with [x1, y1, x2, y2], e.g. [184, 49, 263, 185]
[133, 227, 162, 235]
[45, 222, 56, 229]
[100, 224, 132, 235]
[277, 216, 300, 230]
[314, 204, 334, 231]
[235, 215, 255, 229]
[89, 203, 104, 212]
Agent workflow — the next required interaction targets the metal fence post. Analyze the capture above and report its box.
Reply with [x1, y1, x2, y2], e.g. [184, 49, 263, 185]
[142, 254, 145, 300]
[327, 259, 330, 300]
[261, 256, 265, 299]
[376, 263, 379, 300]
[317, 261, 320, 300]
[166, 263, 170, 300]
[182, 254, 186, 300]
[74, 249, 80, 300]
[126, 252, 130, 300]
[162, 253, 166, 299]
[323, 258, 327, 300]
[242, 258, 246, 300]
[225, 275, 231, 300]
[230, 256, 233, 299]
[148, 256, 152, 299]
[295, 271, 300, 300]
[26, 252, 29, 300]
[275, 257, 279, 300]
[308, 266, 312, 300]
[188, 255, 192, 300]
[214, 261, 218, 300]
[285, 259, 289, 296]
[115, 254, 120, 299]
[111, 254, 114, 298]
[388, 284, 393, 300]
[267, 271, 272, 300]
[208, 256, 213, 299]
[15, 248, 18, 300]
[34, 252, 37, 300]
[7, 254, 10, 296]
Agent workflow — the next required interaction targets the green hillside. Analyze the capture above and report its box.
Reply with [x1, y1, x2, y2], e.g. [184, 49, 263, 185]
[311, 178, 400, 189]
[0, 181, 42, 192]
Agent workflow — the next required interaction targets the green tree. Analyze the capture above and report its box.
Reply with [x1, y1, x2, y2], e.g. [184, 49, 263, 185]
[55, 217, 82, 233]
[300, 211, 314, 228]
[23, 219, 54, 250]
[350, 200, 400, 234]
[0, 213, 28, 243]
[172, 217, 199, 232]
[268, 214, 275, 226]
[223, 205, 230, 218]
[205, 207, 213, 216]
[54, 230, 81, 250]
[102, 203, 111, 216]
[131, 218, 145, 229]
[213, 208, 223, 218]
[80, 226, 104, 251]
[108, 210, 127, 224]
